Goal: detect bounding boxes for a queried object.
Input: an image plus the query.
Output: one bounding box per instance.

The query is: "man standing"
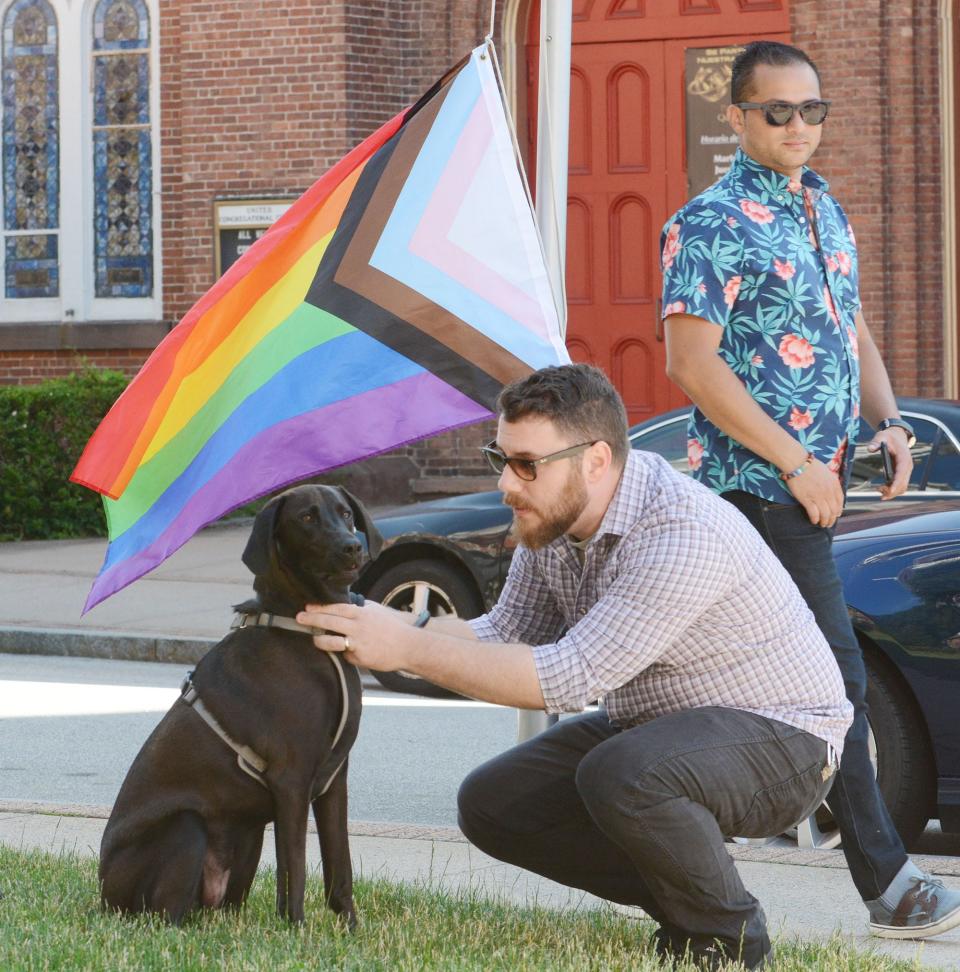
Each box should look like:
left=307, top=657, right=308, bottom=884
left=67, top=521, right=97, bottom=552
left=300, top=363, right=853, bottom=969
left=660, top=40, right=960, bottom=938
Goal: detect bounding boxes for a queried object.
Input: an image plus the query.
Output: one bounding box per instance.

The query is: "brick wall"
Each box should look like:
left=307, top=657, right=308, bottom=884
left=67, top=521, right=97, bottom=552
left=161, top=0, right=352, bottom=327
left=0, top=349, right=149, bottom=383
left=152, top=0, right=952, bottom=406
left=158, top=0, right=496, bottom=337
left=791, top=0, right=943, bottom=395
left=155, top=0, right=499, bottom=493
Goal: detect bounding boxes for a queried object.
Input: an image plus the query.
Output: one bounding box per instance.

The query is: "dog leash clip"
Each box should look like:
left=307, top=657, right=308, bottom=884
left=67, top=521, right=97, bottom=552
left=180, top=670, right=198, bottom=703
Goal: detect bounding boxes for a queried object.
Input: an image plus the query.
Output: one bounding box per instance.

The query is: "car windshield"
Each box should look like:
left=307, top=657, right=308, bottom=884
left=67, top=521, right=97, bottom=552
left=629, top=417, right=688, bottom=475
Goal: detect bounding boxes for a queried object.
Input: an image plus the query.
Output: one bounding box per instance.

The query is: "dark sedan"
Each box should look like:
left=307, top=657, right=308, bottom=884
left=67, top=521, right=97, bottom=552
left=354, top=399, right=960, bottom=846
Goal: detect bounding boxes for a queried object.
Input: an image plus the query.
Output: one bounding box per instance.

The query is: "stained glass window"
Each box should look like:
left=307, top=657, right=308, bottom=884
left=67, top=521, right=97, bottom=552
left=92, top=0, right=152, bottom=298
left=2, top=0, right=59, bottom=299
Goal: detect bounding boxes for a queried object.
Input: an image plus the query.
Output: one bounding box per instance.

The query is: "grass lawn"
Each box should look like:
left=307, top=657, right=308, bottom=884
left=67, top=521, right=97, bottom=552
left=0, top=846, right=919, bottom=971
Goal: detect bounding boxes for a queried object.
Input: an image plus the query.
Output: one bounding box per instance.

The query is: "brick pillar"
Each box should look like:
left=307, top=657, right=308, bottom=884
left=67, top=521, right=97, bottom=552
left=791, top=0, right=943, bottom=396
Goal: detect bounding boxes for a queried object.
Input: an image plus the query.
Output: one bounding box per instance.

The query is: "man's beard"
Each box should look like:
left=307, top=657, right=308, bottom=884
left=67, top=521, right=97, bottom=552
left=505, top=467, right=589, bottom=550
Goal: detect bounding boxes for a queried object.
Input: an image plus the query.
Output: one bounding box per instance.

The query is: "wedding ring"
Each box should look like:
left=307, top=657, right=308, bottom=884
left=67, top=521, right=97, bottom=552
left=343, top=635, right=350, bottom=651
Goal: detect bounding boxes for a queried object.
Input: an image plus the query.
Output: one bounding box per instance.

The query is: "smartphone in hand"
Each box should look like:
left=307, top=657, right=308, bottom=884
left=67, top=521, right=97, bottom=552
left=880, top=441, right=894, bottom=485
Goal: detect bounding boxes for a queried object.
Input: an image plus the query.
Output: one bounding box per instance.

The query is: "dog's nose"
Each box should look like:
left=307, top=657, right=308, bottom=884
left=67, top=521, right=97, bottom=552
left=343, top=539, right=363, bottom=558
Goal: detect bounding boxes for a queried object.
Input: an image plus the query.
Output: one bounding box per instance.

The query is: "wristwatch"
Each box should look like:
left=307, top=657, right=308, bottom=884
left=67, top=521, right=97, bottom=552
left=877, top=417, right=916, bottom=448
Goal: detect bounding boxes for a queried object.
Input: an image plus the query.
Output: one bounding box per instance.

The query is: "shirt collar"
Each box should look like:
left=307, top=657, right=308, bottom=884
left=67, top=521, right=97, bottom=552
left=554, top=451, right=646, bottom=555
left=596, top=451, right=648, bottom=539
left=727, top=147, right=828, bottom=200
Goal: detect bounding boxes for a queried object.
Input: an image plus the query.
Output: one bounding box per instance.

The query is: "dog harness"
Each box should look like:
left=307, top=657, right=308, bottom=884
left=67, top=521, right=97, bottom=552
left=180, top=601, right=360, bottom=794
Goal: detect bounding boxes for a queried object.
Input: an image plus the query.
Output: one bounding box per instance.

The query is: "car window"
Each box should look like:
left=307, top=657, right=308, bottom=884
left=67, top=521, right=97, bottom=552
left=847, top=417, right=938, bottom=492
left=924, top=430, right=960, bottom=492
left=630, top=417, right=689, bottom=475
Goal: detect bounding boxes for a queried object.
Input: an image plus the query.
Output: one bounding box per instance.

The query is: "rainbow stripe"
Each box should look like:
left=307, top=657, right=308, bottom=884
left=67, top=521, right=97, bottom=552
left=72, top=46, right=567, bottom=611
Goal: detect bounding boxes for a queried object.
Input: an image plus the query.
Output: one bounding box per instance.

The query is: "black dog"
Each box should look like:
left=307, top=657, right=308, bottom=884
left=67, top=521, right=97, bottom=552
left=99, top=484, right=382, bottom=926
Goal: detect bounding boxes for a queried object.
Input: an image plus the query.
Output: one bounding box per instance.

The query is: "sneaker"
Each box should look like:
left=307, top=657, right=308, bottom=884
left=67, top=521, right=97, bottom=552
left=652, top=926, right=771, bottom=969
left=869, top=873, right=960, bottom=939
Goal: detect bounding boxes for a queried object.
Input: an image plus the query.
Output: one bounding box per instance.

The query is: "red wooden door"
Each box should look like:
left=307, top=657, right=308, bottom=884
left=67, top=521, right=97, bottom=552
left=525, top=1, right=791, bottom=422
left=564, top=41, right=670, bottom=424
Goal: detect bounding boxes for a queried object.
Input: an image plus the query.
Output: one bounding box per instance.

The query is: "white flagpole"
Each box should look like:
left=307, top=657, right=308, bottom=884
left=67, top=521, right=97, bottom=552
left=518, top=0, right=572, bottom=744
left=533, top=0, right=571, bottom=338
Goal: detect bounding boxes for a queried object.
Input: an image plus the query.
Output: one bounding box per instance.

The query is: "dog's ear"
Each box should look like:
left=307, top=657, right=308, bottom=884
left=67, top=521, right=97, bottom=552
left=242, top=492, right=287, bottom=576
left=338, top=486, right=383, bottom=561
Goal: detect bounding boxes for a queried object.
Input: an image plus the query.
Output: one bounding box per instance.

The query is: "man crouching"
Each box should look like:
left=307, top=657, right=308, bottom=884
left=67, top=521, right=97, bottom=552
left=300, top=363, right=853, bottom=969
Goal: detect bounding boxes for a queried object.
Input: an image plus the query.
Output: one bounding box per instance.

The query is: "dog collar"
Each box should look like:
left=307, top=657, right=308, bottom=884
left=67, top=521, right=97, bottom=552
left=231, top=611, right=315, bottom=634
left=230, top=593, right=365, bottom=635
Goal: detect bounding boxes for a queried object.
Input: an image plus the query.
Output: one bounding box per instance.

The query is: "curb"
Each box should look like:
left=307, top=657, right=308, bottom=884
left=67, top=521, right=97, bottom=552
left=0, top=626, right=215, bottom=664
left=0, top=802, right=875, bottom=862
left=0, top=800, right=466, bottom=843
left=0, top=632, right=389, bottom=692
left=5, top=800, right=960, bottom=876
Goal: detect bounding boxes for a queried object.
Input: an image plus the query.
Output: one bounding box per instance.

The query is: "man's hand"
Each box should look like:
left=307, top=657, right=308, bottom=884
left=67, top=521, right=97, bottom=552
left=297, top=600, right=545, bottom=709
left=866, top=428, right=913, bottom=500
left=786, top=457, right=845, bottom=528
left=297, top=600, right=412, bottom=672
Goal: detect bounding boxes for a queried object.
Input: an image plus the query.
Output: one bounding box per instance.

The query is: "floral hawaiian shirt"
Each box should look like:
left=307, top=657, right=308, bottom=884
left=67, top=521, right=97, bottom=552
left=659, top=148, right=861, bottom=503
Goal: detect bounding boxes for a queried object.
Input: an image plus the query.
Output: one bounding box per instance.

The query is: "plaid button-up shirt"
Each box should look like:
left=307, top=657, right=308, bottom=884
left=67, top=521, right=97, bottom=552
left=470, top=450, right=853, bottom=754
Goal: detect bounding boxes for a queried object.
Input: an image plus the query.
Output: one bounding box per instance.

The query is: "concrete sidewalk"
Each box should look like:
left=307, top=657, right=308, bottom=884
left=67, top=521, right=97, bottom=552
left=3, top=528, right=960, bottom=966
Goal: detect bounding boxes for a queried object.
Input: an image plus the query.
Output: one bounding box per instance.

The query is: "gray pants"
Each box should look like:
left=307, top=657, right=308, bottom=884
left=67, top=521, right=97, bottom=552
left=458, top=706, right=834, bottom=968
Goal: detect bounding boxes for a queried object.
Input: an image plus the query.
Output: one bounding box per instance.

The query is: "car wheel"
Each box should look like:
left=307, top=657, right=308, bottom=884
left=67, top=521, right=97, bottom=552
left=364, top=559, right=484, bottom=698
left=788, top=651, right=935, bottom=850
left=863, top=653, right=935, bottom=847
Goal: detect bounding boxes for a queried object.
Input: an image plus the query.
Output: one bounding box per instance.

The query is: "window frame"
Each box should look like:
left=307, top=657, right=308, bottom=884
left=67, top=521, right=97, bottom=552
left=0, top=0, right=162, bottom=325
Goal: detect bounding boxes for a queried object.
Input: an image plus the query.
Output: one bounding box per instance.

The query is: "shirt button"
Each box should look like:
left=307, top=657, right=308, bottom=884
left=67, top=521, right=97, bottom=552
left=799, top=216, right=806, bottom=223
left=777, top=195, right=784, bottom=202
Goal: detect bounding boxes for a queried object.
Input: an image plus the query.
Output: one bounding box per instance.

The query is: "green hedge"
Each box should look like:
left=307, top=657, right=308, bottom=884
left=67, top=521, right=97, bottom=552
left=0, top=370, right=129, bottom=541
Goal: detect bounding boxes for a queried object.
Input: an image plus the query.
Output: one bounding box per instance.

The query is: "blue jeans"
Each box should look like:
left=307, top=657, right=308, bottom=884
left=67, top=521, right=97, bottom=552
left=721, top=490, right=907, bottom=900
left=458, top=706, right=833, bottom=968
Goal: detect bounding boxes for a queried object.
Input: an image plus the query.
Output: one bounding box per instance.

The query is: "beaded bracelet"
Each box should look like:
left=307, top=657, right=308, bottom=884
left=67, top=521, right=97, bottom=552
left=779, top=452, right=814, bottom=482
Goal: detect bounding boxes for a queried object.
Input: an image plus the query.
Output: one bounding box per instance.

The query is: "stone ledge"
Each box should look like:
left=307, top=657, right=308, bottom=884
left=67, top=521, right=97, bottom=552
left=0, top=626, right=215, bottom=664
left=726, top=840, right=960, bottom=877
left=0, top=320, right=170, bottom=351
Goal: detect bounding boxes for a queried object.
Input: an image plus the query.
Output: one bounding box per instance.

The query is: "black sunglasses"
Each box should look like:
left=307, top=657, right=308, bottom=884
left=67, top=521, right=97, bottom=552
left=734, top=99, right=830, bottom=127
left=480, top=439, right=596, bottom=482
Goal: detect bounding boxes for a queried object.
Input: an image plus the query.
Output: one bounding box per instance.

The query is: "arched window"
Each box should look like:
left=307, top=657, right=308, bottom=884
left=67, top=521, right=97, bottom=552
left=91, top=0, right=153, bottom=298
left=2, top=0, right=59, bottom=299
left=0, top=0, right=160, bottom=325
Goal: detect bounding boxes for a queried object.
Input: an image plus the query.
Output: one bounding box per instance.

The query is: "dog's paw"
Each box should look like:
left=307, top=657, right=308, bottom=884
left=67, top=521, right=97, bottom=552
left=334, top=905, right=358, bottom=932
